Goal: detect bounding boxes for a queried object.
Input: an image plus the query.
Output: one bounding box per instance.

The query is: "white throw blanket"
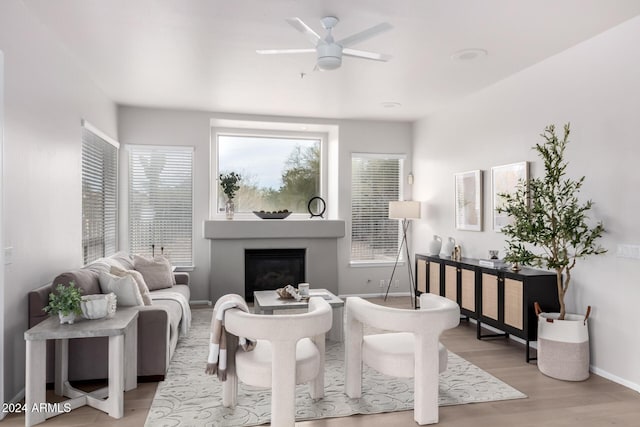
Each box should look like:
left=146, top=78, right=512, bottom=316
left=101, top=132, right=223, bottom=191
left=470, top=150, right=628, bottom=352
left=205, top=294, right=255, bottom=381
left=150, top=291, right=192, bottom=337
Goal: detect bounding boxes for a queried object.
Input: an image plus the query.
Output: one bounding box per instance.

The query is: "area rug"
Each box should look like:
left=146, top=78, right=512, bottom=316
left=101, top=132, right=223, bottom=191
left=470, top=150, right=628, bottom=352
left=145, top=309, right=526, bottom=426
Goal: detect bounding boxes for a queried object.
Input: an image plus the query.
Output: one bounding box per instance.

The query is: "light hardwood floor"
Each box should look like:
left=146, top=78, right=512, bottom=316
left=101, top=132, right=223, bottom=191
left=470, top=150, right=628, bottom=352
left=5, top=297, right=640, bottom=426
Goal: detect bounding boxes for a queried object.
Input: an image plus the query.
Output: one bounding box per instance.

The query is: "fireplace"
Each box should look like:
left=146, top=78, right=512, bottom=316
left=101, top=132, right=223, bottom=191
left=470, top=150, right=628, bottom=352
left=244, top=249, right=306, bottom=301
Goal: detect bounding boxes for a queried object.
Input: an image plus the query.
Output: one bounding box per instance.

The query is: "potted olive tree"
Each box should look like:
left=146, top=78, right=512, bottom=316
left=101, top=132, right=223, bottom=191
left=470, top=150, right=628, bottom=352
left=498, top=123, right=605, bottom=381
left=219, top=172, right=242, bottom=220
left=43, top=282, right=83, bottom=324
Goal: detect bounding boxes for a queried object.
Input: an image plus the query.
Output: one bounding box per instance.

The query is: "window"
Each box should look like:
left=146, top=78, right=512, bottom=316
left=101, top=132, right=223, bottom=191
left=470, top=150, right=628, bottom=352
left=217, top=134, right=321, bottom=213
left=81, top=122, right=118, bottom=265
left=351, top=154, right=404, bottom=262
left=128, top=146, right=194, bottom=266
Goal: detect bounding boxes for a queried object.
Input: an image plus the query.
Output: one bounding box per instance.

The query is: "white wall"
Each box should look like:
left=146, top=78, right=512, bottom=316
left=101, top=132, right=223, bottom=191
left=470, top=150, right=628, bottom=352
left=0, top=50, right=5, bottom=416
left=0, top=1, right=118, bottom=400
left=118, top=107, right=413, bottom=301
left=412, top=16, right=640, bottom=390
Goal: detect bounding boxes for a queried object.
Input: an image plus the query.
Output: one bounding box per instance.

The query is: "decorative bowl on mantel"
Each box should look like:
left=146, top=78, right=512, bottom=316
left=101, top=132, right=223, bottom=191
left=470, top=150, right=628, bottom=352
left=253, top=210, right=292, bottom=220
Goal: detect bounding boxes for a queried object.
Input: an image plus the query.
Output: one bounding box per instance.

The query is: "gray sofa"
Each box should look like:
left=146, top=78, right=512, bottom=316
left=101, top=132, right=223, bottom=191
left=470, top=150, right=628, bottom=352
left=28, top=252, right=190, bottom=382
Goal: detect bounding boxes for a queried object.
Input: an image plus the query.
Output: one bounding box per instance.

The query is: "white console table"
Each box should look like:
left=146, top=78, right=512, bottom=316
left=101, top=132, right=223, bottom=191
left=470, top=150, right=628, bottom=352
left=24, top=308, right=138, bottom=426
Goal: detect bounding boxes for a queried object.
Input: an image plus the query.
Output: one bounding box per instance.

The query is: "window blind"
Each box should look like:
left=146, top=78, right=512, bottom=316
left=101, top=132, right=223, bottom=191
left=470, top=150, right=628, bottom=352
left=82, top=125, right=118, bottom=265
left=128, top=145, right=194, bottom=266
left=351, top=154, right=403, bottom=262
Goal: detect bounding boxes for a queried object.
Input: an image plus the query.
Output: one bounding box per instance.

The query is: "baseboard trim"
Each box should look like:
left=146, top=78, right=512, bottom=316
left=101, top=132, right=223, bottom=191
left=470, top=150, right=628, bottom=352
left=189, top=299, right=212, bottom=306
left=590, top=366, right=640, bottom=393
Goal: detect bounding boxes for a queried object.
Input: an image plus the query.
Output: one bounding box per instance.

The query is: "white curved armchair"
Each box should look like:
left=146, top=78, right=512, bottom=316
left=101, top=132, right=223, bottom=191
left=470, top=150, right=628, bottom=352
left=222, top=296, right=332, bottom=427
left=345, top=294, right=460, bottom=425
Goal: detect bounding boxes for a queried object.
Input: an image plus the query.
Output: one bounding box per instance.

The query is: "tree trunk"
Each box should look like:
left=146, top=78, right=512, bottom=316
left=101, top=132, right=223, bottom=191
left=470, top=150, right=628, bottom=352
left=556, top=269, right=566, bottom=320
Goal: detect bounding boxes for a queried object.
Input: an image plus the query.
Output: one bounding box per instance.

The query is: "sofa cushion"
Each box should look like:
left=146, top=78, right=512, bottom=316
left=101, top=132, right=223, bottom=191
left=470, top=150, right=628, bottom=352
left=133, top=255, right=175, bottom=290
left=52, top=269, right=101, bottom=296
left=110, top=265, right=152, bottom=305
left=98, top=272, right=144, bottom=307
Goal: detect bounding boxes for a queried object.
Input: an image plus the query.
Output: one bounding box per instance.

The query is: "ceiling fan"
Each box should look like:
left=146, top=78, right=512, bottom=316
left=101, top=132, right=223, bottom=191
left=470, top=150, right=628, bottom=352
left=257, top=16, right=392, bottom=71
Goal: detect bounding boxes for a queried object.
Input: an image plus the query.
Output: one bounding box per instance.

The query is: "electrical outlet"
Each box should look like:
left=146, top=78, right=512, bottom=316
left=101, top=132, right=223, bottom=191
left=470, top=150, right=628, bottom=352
left=379, top=279, right=385, bottom=288
left=394, top=279, right=400, bottom=288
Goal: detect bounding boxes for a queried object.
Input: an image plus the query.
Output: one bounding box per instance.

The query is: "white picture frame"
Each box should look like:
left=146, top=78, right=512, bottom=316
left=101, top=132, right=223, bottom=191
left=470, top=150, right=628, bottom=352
left=491, top=161, right=529, bottom=231
left=454, top=170, right=483, bottom=231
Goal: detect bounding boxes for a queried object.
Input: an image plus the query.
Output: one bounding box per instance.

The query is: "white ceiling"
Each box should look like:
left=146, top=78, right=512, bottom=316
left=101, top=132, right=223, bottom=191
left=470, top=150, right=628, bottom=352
left=23, top=0, right=640, bottom=121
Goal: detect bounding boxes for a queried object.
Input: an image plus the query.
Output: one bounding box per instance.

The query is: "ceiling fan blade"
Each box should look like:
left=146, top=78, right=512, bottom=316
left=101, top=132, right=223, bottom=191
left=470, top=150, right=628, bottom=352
left=337, top=22, right=392, bottom=48
left=286, top=17, right=322, bottom=46
left=343, top=48, right=391, bottom=62
left=256, top=48, right=316, bottom=55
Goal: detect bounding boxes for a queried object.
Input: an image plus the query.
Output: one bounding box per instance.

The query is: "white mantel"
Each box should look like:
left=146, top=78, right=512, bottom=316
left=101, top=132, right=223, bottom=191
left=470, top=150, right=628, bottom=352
left=205, top=219, right=345, bottom=302
left=204, top=219, right=345, bottom=239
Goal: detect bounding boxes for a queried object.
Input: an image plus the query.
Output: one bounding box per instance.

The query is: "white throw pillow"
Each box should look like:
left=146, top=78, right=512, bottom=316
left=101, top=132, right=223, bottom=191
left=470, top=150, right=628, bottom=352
left=98, top=272, right=144, bottom=307
left=110, top=265, right=152, bottom=305
left=133, top=255, right=175, bottom=291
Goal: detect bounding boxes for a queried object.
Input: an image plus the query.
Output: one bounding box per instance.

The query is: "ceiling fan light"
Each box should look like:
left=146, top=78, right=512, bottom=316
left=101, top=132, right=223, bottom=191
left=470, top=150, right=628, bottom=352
left=317, top=56, right=342, bottom=70
left=317, top=43, right=343, bottom=70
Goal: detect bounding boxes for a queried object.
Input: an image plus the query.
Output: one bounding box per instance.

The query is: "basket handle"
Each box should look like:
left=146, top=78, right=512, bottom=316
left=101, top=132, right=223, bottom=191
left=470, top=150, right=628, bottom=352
left=534, top=301, right=542, bottom=317
left=584, top=306, right=592, bottom=325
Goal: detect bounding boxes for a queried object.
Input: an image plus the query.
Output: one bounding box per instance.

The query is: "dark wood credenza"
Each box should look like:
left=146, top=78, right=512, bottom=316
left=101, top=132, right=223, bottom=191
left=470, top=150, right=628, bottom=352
left=415, top=254, right=560, bottom=362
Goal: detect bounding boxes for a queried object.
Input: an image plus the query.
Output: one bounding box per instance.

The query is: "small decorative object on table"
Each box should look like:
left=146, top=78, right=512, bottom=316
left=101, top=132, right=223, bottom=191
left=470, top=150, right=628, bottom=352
left=43, top=282, right=83, bottom=324
left=441, top=237, right=456, bottom=257
left=81, top=293, right=117, bottom=320
left=219, top=172, right=242, bottom=220
left=428, top=235, right=442, bottom=255
left=452, top=245, right=462, bottom=261
left=489, top=250, right=499, bottom=259
left=298, top=283, right=310, bottom=297
left=253, top=210, right=291, bottom=219
left=307, top=196, right=326, bottom=218
left=276, top=284, right=302, bottom=301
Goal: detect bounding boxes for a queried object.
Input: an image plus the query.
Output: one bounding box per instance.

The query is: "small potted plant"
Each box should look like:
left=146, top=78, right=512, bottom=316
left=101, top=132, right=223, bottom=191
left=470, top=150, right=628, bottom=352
left=43, top=282, right=83, bottom=324
left=498, top=123, right=605, bottom=381
left=219, top=172, right=242, bottom=219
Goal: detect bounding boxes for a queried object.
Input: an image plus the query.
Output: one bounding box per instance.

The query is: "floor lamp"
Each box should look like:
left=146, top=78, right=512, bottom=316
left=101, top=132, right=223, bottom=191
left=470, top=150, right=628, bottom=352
left=384, top=201, right=421, bottom=308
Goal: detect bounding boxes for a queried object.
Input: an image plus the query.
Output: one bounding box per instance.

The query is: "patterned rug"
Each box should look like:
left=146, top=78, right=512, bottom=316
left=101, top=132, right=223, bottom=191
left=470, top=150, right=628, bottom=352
left=145, top=309, right=526, bottom=426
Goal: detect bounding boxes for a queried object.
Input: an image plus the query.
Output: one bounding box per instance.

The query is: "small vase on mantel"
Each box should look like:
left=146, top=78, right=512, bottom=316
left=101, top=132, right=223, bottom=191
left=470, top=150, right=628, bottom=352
left=225, top=199, right=235, bottom=220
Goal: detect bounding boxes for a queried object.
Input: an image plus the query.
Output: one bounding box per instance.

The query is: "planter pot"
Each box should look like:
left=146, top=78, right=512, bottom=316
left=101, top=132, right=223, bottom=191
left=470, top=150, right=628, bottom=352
left=58, top=312, right=77, bottom=325
left=537, top=311, right=590, bottom=381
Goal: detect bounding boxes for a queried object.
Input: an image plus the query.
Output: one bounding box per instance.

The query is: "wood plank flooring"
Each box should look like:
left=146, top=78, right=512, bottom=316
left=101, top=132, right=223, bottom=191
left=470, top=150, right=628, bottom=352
left=5, top=297, right=640, bottom=426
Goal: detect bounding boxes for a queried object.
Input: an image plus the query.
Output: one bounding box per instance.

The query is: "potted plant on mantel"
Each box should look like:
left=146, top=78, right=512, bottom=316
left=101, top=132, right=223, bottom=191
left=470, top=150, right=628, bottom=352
left=498, top=123, right=606, bottom=381
left=43, top=282, right=83, bottom=324
left=219, top=172, right=242, bottom=220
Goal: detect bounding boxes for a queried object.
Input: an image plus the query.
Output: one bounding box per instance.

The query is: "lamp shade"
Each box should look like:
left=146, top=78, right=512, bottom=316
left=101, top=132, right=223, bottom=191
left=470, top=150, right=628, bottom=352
left=389, top=201, right=421, bottom=219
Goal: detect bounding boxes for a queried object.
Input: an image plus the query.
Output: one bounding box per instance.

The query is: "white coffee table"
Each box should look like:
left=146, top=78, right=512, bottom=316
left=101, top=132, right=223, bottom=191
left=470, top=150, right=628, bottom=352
left=253, top=289, right=344, bottom=341
left=24, top=308, right=138, bottom=426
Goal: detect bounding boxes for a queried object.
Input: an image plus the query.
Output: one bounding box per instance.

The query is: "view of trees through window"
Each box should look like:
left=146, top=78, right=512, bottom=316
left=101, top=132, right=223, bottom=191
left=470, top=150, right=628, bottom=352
left=218, top=135, right=321, bottom=213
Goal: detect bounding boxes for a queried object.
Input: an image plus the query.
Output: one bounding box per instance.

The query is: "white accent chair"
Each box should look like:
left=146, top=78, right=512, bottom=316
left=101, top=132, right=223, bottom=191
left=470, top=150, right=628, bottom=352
left=345, top=294, right=460, bottom=425
left=222, top=296, right=332, bottom=427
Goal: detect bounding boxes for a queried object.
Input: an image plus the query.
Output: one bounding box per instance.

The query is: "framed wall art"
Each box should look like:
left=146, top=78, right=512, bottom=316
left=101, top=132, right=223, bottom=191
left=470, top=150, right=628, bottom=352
left=454, top=170, right=483, bottom=231
left=491, top=161, right=529, bottom=231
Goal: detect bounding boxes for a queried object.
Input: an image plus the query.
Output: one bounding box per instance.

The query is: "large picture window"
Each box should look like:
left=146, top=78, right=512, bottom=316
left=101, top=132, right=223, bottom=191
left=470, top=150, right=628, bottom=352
left=128, top=145, right=194, bottom=266
left=217, top=134, right=321, bottom=214
left=81, top=122, right=118, bottom=265
left=351, top=154, right=404, bottom=263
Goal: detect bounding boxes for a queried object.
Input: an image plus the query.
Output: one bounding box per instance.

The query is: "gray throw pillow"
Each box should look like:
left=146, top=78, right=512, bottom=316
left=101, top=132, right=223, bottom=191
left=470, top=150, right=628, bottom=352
left=133, top=255, right=174, bottom=291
